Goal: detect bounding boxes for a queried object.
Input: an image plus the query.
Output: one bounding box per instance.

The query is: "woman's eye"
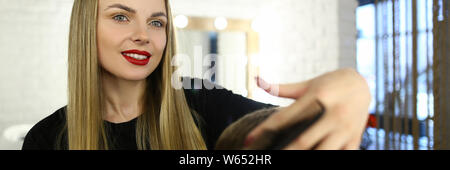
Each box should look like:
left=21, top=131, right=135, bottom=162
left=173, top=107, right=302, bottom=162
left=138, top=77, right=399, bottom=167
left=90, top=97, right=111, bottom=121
left=150, top=20, right=164, bottom=28
left=113, top=15, right=129, bottom=22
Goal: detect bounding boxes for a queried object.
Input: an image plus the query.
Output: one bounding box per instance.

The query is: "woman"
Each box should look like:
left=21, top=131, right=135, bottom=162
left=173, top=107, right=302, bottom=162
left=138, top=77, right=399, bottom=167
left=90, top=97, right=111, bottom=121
left=22, top=0, right=371, bottom=150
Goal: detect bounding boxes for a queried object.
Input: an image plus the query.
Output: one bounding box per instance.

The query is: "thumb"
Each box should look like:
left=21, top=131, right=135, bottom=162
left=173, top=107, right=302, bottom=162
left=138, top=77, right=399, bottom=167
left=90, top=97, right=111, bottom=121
left=256, top=76, right=310, bottom=99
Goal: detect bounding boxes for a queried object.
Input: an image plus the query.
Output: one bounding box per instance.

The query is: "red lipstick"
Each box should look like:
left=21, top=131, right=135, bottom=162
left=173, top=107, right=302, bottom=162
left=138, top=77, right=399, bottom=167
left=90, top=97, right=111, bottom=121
left=121, top=49, right=152, bottom=66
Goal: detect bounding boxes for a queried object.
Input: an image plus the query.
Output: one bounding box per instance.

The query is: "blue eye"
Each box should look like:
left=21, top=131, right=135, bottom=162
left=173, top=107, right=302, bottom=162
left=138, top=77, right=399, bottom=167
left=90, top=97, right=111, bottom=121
left=150, top=20, right=164, bottom=28
left=113, top=15, right=129, bottom=22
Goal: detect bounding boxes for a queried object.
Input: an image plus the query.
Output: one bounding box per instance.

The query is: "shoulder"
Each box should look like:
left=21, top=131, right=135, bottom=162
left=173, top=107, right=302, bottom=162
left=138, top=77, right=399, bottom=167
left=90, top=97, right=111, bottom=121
left=22, top=106, right=67, bottom=150
left=180, top=77, right=234, bottom=109
left=181, top=77, right=225, bottom=102
left=181, top=77, right=237, bottom=102
left=181, top=77, right=224, bottom=91
left=181, top=76, right=275, bottom=114
left=32, top=106, right=67, bottom=130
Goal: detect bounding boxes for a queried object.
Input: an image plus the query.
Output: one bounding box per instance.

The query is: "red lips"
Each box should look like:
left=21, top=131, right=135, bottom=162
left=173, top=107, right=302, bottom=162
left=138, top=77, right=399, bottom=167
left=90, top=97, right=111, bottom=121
left=121, top=49, right=152, bottom=66
left=122, top=49, right=152, bottom=57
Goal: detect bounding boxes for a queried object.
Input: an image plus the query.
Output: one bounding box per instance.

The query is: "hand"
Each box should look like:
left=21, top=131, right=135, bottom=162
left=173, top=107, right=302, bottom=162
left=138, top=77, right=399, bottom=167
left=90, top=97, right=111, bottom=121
left=245, top=68, right=372, bottom=150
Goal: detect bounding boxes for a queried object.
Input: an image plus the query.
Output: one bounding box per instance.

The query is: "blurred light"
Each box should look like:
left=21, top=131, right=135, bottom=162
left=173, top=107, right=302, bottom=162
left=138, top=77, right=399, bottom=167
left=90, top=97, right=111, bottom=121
left=242, top=55, right=248, bottom=66
left=251, top=19, right=262, bottom=32
left=214, top=17, right=228, bottom=30
left=251, top=54, right=261, bottom=68
left=3, top=124, right=33, bottom=142
left=242, top=89, right=248, bottom=97
left=174, top=15, right=189, bottom=29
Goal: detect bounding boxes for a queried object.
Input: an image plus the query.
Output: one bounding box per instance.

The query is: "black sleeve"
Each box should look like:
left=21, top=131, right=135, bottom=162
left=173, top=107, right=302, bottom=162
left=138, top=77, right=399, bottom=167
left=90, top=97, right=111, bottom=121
left=22, top=127, right=52, bottom=150
left=22, top=131, right=39, bottom=150
left=182, top=77, right=277, bottom=149
left=22, top=107, right=67, bottom=150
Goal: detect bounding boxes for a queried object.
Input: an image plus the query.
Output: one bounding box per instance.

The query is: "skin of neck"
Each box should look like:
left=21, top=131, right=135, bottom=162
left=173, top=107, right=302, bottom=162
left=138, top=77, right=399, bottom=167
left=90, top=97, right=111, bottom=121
left=101, top=70, right=146, bottom=123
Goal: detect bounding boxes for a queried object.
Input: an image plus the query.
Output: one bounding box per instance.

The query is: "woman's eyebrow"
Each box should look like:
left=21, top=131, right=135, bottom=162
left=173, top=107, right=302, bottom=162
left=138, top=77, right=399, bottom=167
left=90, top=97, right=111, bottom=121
left=105, top=4, right=136, bottom=13
left=151, top=12, right=167, bottom=19
left=105, top=4, right=167, bottom=19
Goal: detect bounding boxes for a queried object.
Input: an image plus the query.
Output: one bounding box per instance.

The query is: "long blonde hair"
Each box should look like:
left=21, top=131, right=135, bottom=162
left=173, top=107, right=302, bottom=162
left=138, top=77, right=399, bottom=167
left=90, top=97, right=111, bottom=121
left=65, top=0, right=206, bottom=150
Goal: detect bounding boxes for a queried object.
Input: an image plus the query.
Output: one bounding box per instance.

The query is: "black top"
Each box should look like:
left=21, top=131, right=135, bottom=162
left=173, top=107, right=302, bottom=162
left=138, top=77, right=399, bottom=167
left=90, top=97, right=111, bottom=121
left=22, top=78, right=275, bottom=150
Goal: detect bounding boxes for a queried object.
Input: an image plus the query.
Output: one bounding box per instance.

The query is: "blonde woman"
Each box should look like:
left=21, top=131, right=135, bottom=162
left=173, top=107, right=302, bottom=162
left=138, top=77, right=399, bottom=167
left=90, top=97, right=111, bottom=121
left=22, top=0, right=371, bottom=150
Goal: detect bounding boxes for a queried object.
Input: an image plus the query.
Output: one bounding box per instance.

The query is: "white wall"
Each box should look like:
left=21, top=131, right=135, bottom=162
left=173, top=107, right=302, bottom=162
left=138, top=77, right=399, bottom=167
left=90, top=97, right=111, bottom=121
left=0, top=0, right=73, bottom=149
left=176, top=30, right=211, bottom=78
left=0, top=0, right=357, bottom=149
left=216, top=32, right=248, bottom=97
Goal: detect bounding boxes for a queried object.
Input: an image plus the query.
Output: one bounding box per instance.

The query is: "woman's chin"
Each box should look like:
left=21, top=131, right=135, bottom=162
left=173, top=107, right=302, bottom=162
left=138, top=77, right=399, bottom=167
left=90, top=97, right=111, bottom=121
left=105, top=69, right=152, bottom=81
left=121, top=72, right=152, bottom=81
left=100, top=61, right=159, bottom=81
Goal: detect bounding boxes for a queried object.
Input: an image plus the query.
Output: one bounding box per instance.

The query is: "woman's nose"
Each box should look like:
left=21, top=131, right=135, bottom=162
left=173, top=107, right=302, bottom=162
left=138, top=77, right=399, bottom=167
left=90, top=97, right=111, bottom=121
left=132, top=23, right=150, bottom=45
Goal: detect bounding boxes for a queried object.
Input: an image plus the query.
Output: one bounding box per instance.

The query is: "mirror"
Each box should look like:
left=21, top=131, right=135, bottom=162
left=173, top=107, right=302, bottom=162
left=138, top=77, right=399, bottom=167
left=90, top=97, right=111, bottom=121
left=174, top=16, right=259, bottom=98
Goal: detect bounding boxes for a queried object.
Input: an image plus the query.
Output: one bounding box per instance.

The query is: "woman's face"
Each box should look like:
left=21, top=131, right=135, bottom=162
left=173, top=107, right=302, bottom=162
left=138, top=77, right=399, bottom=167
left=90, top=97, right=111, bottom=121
left=97, top=0, right=167, bottom=81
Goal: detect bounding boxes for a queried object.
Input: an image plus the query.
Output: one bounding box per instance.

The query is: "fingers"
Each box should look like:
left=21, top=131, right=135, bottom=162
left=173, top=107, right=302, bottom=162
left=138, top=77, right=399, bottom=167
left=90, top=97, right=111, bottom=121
left=255, top=76, right=271, bottom=92
left=284, top=117, right=362, bottom=150
left=343, top=135, right=363, bottom=150
left=314, top=132, right=349, bottom=150
left=283, top=113, right=335, bottom=150
left=255, top=76, right=310, bottom=99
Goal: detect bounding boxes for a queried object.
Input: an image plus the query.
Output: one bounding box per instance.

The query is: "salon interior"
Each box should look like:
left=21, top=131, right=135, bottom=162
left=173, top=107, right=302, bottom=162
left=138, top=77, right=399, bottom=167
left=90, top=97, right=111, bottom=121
left=0, top=0, right=448, bottom=150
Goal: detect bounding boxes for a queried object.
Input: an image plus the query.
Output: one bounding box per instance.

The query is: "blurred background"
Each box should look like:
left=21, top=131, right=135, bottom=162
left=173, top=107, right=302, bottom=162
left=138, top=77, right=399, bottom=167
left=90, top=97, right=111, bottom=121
left=0, top=0, right=448, bottom=150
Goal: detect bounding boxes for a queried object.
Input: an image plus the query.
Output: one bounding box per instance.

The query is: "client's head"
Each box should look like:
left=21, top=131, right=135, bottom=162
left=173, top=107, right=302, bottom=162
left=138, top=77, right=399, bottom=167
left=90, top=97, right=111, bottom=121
left=215, top=107, right=281, bottom=150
